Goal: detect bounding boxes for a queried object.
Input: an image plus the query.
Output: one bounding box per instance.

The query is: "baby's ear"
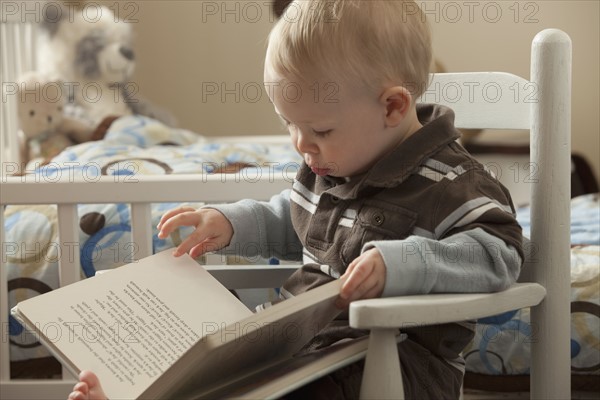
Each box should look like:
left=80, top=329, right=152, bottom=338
left=380, top=86, right=413, bottom=127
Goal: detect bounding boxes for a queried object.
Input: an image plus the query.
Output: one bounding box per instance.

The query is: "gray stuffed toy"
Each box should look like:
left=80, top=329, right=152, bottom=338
left=39, top=3, right=175, bottom=127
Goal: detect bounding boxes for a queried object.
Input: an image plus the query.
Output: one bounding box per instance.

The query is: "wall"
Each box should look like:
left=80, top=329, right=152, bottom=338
left=122, top=1, right=277, bottom=137
left=125, top=1, right=599, bottom=177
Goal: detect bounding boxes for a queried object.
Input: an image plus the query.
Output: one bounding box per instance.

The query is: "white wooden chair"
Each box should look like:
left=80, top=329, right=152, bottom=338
left=351, top=28, right=572, bottom=400
left=0, top=27, right=571, bottom=399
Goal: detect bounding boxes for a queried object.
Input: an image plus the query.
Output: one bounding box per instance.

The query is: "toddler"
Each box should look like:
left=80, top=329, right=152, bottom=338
left=69, top=1, right=523, bottom=399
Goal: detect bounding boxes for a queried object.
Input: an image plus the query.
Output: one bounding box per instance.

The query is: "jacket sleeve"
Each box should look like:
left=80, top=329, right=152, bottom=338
left=365, top=228, right=522, bottom=296
left=204, top=189, right=303, bottom=261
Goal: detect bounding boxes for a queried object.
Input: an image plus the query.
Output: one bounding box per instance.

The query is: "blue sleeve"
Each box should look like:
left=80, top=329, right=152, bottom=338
left=204, top=189, right=303, bottom=261
left=364, top=228, right=521, bottom=296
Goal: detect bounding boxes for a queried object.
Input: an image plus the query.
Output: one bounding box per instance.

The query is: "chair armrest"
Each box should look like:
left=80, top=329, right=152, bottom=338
left=349, top=282, right=546, bottom=330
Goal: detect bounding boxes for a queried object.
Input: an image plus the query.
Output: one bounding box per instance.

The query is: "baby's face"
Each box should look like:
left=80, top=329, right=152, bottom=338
left=265, top=72, right=398, bottom=178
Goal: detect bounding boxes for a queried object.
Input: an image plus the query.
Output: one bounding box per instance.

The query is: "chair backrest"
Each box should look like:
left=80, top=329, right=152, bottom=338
left=419, top=29, right=572, bottom=399
left=0, top=12, right=39, bottom=167
left=419, top=71, right=531, bottom=130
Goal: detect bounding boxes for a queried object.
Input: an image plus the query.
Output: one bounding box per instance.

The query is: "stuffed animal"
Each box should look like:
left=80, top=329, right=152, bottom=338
left=17, top=71, right=94, bottom=170
left=38, top=2, right=175, bottom=126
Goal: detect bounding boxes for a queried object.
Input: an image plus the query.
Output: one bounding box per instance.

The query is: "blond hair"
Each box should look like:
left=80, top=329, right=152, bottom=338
left=266, top=0, right=432, bottom=98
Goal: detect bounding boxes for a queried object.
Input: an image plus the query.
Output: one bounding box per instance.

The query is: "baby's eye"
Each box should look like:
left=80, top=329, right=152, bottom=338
left=278, top=117, right=291, bottom=129
left=313, top=129, right=332, bottom=136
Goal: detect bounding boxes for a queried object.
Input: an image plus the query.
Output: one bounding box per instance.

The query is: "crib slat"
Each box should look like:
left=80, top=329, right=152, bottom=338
left=131, top=203, right=153, bottom=260
left=56, top=204, right=81, bottom=381
left=56, top=205, right=81, bottom=286
left=1, top=22, right=21, bottom=167
left=0, top=19, right=40, bottom=386
left=24, top=23, right=37, bottom=72
left=0, top=22, right=9, bottom=164
left=0, top=208, right=10, bottom=381
left=13, top=24, right=23, bottom=88
left=0, top=20, right=38, bottom=170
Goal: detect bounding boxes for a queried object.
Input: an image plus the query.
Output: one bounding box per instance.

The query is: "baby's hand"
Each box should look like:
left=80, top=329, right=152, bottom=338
left=157, top=207, right=234, bottom=258
left=68, top=371, right=106, bottom=400
left=336, top=248, right=386, bottom=309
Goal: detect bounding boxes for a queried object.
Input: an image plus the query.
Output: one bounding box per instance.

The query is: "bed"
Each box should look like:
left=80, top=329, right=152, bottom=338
left=5, top=183, right=599, bottom=391
left=0, top=13, right=593, bottom=400
left=464, top=194, right=600, bottom=393
left=1, top=128, right=301, bottom=398
left=459, top=129, right=600, bottom=393
left=3, top=114, right=302, bottom=378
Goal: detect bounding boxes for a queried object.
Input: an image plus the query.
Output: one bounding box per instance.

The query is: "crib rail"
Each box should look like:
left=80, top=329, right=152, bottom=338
left=1, top=381, right=74, bottom=400
left=1, top=173, right=294, bottom=204
left=1, top=173, right=294, bottom=260
left=0, top=173, right=295, bottom=394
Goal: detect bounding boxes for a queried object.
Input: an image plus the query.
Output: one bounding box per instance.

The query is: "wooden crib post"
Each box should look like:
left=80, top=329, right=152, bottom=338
left=0, top=205, right=9, bottom=382
left=57, top=205, right=81, bottom=286
left=131, top=203, right=153, bottom=260
left=0, top=23, right=40, bottom=382
left=529, top=29, right=572, bottom=400
left=56, top=204, right=82, bottom=380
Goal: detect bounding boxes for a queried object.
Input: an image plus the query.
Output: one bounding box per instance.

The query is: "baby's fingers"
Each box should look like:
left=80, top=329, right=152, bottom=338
left=157, top=207, right=196, bottom=231
left=188, top=240, right=225, bottom=259
left=158, top=211, right=201, bottom=239
left=68, top=382, right=89, bottom=400
left=174, top=231, right=220, bottom=257
left=339, top=261, right=373, bottom=303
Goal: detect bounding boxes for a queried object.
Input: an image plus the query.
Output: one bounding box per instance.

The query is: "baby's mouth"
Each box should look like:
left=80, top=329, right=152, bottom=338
left=310, top=166, right=330, bottom=176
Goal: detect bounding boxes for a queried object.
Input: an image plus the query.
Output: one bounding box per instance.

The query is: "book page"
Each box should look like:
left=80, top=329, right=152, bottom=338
left=144, top=279, right=343, bottom=398
left=13, top=250, right=251, bottom=399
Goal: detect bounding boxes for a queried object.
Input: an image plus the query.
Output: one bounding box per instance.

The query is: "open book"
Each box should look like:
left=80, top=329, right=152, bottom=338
left=11, top=250, right=368, bottom=399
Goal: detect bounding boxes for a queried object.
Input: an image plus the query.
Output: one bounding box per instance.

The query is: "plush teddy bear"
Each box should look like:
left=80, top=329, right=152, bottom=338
left=38, top=2, right=175, bottom=127
left=16, top=71, right=94, bottom=170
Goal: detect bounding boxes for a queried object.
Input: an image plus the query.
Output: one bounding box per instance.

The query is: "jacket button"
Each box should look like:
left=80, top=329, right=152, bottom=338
left=373, top=212, right=384, bottom=225
left=331, top=196, right=340, bottom=203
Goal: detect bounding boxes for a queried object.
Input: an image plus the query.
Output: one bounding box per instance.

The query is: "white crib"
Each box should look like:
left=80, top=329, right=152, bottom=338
left=1, top=15, right=572, bottom=400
